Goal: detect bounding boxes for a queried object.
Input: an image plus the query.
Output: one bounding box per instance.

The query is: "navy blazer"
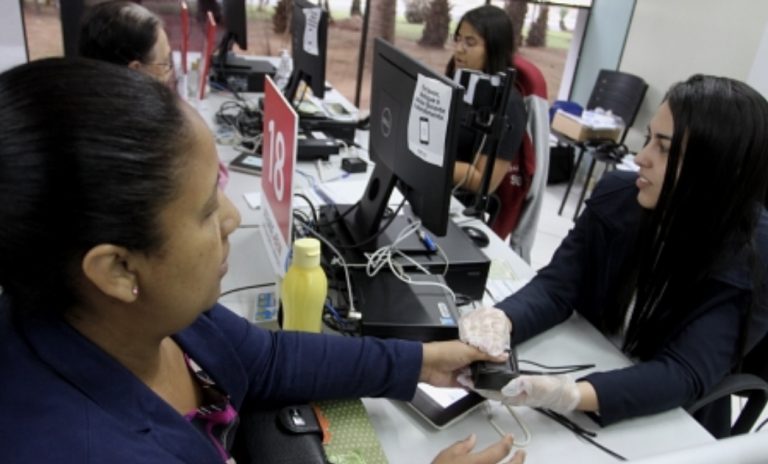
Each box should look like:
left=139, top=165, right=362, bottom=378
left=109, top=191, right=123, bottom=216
left=498, top=171, right=768, bottom=427
left=0, top=301, right=422, bottom=463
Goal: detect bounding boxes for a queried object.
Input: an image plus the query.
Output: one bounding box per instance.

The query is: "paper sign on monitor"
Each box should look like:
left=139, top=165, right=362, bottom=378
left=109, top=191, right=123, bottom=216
left=303, top=8, right=321, bottom=56
left=260, top=76, right=297, bottom=277
left=407, top=74, right=452, bottom=167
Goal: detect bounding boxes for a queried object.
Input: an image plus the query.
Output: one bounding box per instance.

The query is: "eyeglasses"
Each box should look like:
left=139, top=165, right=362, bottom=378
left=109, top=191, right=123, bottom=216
left=145, top=53, right=174, bottom=72
left=145, top=61, right=174, bottom=72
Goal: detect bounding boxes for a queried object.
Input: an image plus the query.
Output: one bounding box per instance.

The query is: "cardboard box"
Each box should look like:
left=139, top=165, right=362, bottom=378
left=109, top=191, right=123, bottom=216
left=551, top=111, right=622, bottom=142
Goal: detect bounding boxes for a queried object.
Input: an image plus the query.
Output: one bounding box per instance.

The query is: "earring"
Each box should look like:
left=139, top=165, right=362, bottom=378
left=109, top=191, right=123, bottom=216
left=131, top=286, right=139, bottom=296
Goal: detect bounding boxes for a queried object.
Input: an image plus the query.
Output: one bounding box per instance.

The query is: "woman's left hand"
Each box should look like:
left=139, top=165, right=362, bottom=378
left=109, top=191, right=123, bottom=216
left=420, top=340, right=508, bottom=388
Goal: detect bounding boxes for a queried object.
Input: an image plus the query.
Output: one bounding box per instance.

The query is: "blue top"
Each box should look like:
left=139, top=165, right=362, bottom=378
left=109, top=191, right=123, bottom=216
left=0, top=301, right=422, bottom=463
left=497, top=171, right=768, bottom=426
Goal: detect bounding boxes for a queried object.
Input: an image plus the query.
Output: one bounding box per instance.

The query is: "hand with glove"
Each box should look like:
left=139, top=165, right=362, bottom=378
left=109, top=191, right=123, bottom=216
left=498, top=374, right=586, bottom=414
left=458, top=306, right=512, bottom=357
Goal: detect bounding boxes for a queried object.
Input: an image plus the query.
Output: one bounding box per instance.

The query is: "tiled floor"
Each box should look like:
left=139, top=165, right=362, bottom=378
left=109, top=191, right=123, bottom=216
left=530, top=180, right=768, bottom=434
left=530, top=181, right=579, bottom=270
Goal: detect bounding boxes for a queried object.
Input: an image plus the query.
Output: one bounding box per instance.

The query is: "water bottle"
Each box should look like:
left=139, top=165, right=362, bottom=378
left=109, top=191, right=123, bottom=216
left=281, top=238, right=327, bottom=333
left=275, top=49, right=293, bottom=91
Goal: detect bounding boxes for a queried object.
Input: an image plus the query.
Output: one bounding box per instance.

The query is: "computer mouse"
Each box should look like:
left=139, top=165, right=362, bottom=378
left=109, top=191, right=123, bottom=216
left=461, top=225, right=490, bottom=248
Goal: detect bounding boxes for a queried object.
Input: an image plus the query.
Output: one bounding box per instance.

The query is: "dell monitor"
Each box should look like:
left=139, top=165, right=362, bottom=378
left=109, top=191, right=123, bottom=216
left=208, top=0, right=276, bottom=92
left=345, top=38, right=464, bottom=243
left=284, top=0, right=329, bottom=103
left=213, top=0, right=247, bottom=55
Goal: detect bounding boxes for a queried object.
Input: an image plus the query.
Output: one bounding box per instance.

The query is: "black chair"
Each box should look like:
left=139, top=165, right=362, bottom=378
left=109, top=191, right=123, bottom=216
left=557, top=70, right=648, bottom=220
left=687, top=333, right=768, bottom=438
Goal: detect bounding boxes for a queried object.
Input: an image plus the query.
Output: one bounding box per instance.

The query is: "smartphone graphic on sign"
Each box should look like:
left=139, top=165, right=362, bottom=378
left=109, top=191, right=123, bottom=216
left=419, top=116, right=430, bottom=144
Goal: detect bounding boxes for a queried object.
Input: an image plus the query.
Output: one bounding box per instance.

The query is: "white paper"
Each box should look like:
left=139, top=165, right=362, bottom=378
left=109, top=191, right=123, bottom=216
left=243, top=191, right=261, bottom=209
left=407, top=74, right=453, bottom=168
left=302, top=8, right=322, bottom=56
left=317, top=179, right=404, bottom=206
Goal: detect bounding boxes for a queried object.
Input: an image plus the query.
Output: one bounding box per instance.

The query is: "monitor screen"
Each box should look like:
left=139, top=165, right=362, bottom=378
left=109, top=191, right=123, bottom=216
left=369, top=38, right=463, bottom=236
left=347, top=38, right=463, bottom=240
left=284, top=0, right=328, bottom=102
left=213, top=0, right=247, bottom=52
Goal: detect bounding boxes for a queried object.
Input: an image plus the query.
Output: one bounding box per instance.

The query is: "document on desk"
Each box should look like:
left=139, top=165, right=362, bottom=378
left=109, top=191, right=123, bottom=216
left=485, top=259, right=526, bottom=303
left=316, top=179, right=404, bottom=206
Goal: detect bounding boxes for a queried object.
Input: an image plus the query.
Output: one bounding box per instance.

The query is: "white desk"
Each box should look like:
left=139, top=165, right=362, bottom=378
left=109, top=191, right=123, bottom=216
left=199, top=90, right=714, bottom=462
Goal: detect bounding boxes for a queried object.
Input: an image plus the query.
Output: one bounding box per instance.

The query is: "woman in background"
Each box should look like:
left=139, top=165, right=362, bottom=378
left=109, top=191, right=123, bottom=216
left=461, top=75, right=768, bottom=437
left=447, top=5, right=526, bottom=197
left=79, top=0, right=174, bottom=85
left=79, top=1, right=232, bottom=191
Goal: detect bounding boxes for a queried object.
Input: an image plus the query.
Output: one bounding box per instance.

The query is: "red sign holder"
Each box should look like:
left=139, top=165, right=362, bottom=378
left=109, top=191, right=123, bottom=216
left=261, top=76, right=298, bottom=276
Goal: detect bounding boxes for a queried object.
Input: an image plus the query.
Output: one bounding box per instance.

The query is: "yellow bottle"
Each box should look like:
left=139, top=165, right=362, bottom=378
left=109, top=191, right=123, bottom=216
left=281, top=238, right=328, bottom=332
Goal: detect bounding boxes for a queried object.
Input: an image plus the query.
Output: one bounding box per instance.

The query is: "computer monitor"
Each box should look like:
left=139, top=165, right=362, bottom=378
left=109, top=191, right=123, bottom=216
left=345, top=38, right=464, bottom=241
left=214, top=0, right=247, bottom=54
left=284, top=0, right=328, bottom=102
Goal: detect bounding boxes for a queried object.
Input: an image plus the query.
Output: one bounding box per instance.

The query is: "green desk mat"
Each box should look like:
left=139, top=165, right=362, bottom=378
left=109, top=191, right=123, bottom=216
left=316, top=399, right=388, bottom=464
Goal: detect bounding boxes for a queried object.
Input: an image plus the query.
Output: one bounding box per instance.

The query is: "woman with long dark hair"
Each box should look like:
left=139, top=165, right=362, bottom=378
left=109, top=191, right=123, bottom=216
left=462, top=75, right=768, bottom=436
left=448, top=5, right=526, bottom=196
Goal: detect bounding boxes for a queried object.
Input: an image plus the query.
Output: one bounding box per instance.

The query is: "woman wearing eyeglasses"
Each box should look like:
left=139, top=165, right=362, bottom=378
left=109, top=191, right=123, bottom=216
left=79, top=1, right=174, bottom=85
left=79, top=1, right=233, bottom=188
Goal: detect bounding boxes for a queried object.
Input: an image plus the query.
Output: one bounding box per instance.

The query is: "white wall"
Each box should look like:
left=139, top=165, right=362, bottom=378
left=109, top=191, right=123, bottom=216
left=0, top=0, right=27, bottom=72
left=747, top=21, right=768, bottom=98
left=619, top=0, right=768, bottom=149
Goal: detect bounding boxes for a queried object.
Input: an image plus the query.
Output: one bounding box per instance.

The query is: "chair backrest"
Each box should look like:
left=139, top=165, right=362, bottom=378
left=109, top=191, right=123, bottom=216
left=586, top=69, right=647, bottom=143
left=491, top=55, right=549, bottom=262
left=512, top=54, right=547, bottom=100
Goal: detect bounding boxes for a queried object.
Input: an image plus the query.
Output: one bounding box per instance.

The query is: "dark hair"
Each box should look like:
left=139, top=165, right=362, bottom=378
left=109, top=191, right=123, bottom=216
left=612, top=75, right=768, bottom=360
left=445, top=5, right=515, bottom=77
left=78, top=1, right=161, bottom=65
left=0, top=58, right=190, bottom=317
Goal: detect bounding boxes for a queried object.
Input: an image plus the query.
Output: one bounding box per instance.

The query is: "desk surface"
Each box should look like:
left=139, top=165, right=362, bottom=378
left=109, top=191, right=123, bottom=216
left=199, top=90, right=714, bottom=462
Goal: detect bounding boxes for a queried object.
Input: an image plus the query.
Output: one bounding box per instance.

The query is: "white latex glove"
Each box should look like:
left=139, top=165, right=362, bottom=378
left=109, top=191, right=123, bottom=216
left=499, top=375, right=581, bottom=414
left=458, top=306, right=511, bottom=357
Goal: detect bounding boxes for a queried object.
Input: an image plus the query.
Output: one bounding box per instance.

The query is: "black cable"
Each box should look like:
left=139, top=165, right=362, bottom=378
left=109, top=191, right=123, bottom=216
left=454, top=293, right=474, bottom=307
left=535, top=408, right=627, bottom=461
left=219, top=283, right=274, bottom=298
left=215, top=100, right=262, bottom=140
left=756, top=416, right=768, bottom=432
left=293, top=192, right=319, bottom=225
left=316, top=202, right=360, bottom=227
left=518, top=359, right=596, bottom=376
left=335, top=197, right=407, bottom=250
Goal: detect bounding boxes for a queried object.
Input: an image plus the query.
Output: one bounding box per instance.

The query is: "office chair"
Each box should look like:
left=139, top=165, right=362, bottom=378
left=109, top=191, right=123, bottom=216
left=687, top=333, right=768, bottom=438
left=490, top=55, right=550, bottom=263
left=556, top=69, right=647, bottom=220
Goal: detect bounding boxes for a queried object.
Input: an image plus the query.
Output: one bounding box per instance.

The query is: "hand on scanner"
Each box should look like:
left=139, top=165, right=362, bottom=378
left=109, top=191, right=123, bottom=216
left=419, top=340, right=508, bottom=388
left=458, top=306, right=512, bottom=357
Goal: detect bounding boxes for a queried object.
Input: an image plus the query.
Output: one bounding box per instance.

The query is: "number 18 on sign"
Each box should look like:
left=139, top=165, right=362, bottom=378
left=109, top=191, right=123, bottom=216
left=260, top=76, right=297, bottom=276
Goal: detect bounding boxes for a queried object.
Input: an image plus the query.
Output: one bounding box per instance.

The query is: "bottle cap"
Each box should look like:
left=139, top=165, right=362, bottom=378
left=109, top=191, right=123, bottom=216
left=292, top=238, right=321, bottom=268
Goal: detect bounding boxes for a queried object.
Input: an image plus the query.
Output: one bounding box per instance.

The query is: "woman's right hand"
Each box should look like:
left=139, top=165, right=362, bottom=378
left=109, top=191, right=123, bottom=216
left=431, top=434, right=525, bottom=464
left=458, top=306, right=512, bottom=356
